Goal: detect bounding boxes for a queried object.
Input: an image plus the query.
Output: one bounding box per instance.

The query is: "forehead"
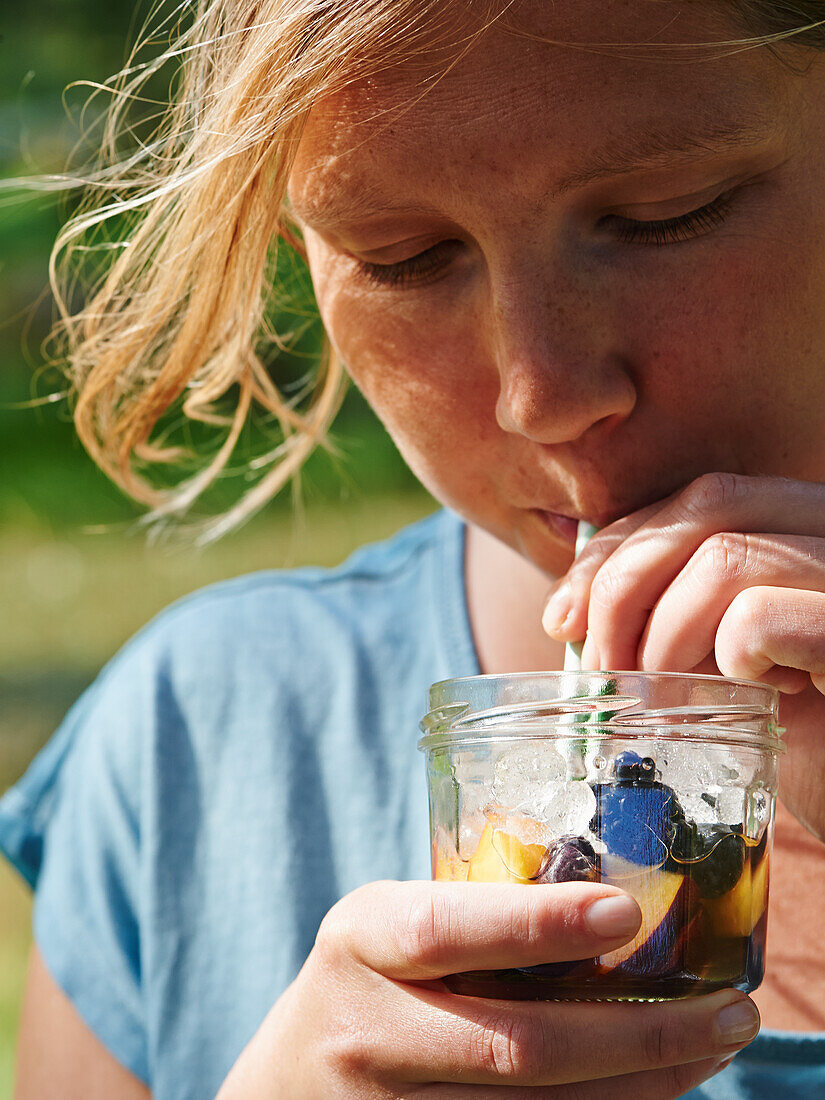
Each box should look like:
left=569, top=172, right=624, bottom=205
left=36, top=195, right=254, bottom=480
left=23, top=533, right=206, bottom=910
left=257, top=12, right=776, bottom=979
left=290, top=0, right=789, bottom=220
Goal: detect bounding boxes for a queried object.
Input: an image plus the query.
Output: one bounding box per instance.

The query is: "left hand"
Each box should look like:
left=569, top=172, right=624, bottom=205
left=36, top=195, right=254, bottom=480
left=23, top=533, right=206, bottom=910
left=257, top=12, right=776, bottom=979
left=542, top=472, right=825, bottom=841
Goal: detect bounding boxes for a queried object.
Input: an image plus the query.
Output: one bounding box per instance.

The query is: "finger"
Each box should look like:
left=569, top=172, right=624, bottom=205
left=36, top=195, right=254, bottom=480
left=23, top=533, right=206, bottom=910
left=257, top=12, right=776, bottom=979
left=637, top=534, right=825, bottom=672
left=542, top=499, right=669, bottom=643
left=321, top=880, right=641, bottom=980
left=379, top=985, right=758, bottom=1086
left=715, top=586, right=825, bottom=695
left=413, top=1054, right=728, bottom=1097
left=567, top=474, right=825, bottom=670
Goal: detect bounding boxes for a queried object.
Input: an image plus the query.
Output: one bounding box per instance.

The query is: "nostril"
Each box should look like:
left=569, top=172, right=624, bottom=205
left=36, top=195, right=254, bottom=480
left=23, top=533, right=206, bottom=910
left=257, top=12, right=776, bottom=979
left=495, top=361, right=636, bottom=445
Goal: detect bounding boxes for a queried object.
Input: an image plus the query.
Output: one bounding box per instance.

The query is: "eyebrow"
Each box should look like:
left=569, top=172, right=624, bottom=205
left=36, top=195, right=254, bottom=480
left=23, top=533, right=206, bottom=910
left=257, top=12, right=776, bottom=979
left=295, top=115, right=776, bottom=225
left=550, top=115, right=776, bottom=198
left=290, top=184, right=439, bottom=228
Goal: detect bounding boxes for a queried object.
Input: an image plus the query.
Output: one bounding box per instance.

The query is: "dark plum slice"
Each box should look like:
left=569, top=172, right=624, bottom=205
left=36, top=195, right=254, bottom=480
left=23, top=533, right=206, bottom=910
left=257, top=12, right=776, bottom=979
left=518, top=836, right=599, bottom=979
left=534, top=836, right=597, bottom=883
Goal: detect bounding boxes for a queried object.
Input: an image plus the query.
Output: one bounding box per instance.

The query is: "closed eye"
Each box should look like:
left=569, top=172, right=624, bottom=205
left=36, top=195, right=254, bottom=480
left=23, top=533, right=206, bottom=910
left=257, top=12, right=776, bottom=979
left=352, top=189, right=737, bottom=290
left=603, top=189, right=736, bottom=246
left=353, top=239, right=464, bottom=288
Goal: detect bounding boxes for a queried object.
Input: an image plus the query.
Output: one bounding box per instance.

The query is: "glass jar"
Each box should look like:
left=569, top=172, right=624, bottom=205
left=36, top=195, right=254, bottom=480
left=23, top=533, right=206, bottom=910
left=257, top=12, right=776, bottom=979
left=418, top=671, right=782, bottom=1002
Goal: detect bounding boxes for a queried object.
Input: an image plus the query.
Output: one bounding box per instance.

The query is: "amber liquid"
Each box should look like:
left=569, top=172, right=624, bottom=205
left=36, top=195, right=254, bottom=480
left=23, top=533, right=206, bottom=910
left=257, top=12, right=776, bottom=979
left=440, top=839, right=769, bottom=1002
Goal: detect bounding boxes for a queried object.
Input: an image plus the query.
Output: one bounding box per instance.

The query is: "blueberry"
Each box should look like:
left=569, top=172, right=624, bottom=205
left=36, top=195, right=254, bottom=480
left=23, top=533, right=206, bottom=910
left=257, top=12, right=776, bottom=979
left=666, top=817, right=703, bottom=865
left=689, top=829, right=746, bottom=899
left=536, top=835, right=597, bottom=883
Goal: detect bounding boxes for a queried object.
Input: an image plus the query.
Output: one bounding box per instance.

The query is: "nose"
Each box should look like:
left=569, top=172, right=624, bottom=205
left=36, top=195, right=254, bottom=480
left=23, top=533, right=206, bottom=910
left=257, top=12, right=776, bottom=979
left=491, top=274, right=637, bottom=445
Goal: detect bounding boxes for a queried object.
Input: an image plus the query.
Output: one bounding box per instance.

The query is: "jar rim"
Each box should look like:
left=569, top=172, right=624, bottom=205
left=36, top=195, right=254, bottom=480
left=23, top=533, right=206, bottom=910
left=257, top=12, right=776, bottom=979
left=418, top=670, right=783, bottom=753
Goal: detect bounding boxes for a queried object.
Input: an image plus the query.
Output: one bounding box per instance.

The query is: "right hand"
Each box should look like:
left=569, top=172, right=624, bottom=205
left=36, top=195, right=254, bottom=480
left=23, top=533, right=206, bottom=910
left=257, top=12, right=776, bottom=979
left=215, top=880, right=760, bottom=1098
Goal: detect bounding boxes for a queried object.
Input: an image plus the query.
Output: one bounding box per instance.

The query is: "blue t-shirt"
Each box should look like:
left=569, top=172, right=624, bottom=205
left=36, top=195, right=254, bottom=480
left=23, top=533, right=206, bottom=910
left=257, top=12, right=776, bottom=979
left=1, top=510, right=823, bottom=1098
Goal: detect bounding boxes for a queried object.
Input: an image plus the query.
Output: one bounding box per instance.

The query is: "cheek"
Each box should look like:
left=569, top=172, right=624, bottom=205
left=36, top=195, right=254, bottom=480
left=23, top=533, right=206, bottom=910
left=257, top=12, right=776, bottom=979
left=315, top=266, right=501, bottom=457
left=622, top=238, right=825, bottom=417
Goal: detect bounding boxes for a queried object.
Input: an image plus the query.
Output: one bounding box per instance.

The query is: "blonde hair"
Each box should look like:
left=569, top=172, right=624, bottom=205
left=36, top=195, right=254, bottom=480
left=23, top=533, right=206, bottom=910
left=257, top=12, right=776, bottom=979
left=45, top=0, right=825, bottom=540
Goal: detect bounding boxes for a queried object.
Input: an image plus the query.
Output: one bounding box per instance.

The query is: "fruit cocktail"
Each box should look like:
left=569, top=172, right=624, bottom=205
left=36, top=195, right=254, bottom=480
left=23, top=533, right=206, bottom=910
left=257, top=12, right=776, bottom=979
left=419, top=672, right=782, bottom=1002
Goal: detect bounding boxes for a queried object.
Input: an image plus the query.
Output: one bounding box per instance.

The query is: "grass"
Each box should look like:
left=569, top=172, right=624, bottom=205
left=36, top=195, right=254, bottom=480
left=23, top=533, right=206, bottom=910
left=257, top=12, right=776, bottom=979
left=0, top=490, right=437, bottom=1095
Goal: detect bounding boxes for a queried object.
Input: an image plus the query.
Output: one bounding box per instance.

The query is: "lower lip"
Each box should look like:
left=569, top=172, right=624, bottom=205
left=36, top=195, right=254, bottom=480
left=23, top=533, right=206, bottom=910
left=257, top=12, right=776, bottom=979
left=533, top=510, right=580, bottom=544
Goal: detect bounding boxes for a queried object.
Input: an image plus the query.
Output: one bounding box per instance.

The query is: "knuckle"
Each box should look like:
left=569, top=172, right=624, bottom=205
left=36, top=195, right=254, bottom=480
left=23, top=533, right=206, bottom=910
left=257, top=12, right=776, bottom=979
left=694, top=532, right=752, bottom=584
left=641, top=1014, right=689, bottom=1068
left=397, top=890, right=446, bottom=969
left=660, top=1059, right=710, bottom=1099
left=726, top=584, right=767, bottom=626
left=475, top=1013, right=543, bottom=1082
left=314, top=901, right=353, bottom=969
left=681, top=472, right=745, bottom=516
left=589, top=562, right=631, bottom=614
left=315, top=884, right=381, bottom=969
left=320, top=1017, right=376, bottom=1083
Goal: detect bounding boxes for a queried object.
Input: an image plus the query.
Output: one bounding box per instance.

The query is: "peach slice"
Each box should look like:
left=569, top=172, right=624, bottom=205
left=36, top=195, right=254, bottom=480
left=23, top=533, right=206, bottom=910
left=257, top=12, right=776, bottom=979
left=483, top=806, right=549, bottom=847
left=599, top=855, right=692, bottom=975
left=433, top=845, right=470, bottom=882
left=467, top=822, right=547, bottom=883
left=705, top=854, right=769, bottom=938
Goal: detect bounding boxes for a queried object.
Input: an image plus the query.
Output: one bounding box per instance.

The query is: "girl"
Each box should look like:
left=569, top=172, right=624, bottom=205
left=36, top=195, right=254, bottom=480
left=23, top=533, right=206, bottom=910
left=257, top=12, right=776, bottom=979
left=3, top=1, right=825, bottom=1097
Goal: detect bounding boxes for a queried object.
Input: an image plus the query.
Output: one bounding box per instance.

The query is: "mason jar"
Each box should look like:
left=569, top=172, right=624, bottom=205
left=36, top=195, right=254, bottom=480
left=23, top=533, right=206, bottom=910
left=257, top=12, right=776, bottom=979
left=418, top=671, right=782, bottom=1002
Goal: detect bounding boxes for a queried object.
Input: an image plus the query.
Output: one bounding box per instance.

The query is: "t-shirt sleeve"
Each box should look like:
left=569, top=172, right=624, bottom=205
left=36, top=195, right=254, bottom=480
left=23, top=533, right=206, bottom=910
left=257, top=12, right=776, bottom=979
left=0, top=637, right=157, bottom=1085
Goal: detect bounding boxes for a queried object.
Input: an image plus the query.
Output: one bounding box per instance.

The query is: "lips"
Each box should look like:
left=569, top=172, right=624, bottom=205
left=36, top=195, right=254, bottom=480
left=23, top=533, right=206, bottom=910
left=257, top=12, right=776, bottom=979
left=532, top=510, right=580, bottom=544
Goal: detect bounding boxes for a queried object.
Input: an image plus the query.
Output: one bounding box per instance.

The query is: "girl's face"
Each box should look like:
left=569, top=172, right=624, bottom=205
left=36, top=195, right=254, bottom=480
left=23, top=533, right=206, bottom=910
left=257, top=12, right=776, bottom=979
left=290, top=1, right=825, bottom=577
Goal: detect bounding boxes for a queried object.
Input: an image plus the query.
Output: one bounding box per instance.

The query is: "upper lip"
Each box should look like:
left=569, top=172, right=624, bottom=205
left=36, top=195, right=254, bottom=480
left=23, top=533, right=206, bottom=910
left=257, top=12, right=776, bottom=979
left=530, top=500, right=645, bottom=528
left=531, top=505, right=606, bottom=526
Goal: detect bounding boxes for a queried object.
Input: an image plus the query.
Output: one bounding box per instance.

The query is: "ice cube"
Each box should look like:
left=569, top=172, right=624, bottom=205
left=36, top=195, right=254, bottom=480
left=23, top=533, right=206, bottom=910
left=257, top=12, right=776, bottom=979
left=714, top=787, right=746, bottom=825
left=458, top=781, right=491, bottom=858
left=744, top=787, right=771, bottom=839
left=657, top=742, right=718, bottom=795
left=492, top=744, right=597, bottom=840
left=680, top=790, right=724, bottom=825
left=492, top=742, right=566, bottom=807
left=532, top=780, right=598, bottom=840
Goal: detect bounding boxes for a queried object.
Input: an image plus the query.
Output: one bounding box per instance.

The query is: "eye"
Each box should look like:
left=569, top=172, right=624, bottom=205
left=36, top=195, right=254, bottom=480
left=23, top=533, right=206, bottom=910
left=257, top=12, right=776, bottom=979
left=604, top=189, right=736, bottom=246
left=354, top=239, right=463, bottom=288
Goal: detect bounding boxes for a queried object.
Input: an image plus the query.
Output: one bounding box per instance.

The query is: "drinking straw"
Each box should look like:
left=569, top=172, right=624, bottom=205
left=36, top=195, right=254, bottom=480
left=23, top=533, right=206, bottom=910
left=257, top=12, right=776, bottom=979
left=563, top=521, right=600, bottom=671
left=560, top=521, right=602, bottom=775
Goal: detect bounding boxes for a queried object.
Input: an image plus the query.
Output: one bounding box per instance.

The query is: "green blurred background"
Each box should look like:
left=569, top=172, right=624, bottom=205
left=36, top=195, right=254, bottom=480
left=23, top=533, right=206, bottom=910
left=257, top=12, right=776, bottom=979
left=0, top=3, right=434, bottom=1091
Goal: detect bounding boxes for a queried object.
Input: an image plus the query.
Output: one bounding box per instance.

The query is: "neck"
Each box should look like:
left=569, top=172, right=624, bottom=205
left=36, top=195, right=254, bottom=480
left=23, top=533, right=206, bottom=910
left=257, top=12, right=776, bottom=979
left=464, top=522, right=568, bottom=674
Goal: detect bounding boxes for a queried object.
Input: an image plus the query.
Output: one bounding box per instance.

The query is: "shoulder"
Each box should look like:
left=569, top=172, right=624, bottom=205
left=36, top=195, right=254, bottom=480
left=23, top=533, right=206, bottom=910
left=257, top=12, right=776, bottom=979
left=120, top=507, right=455, bottom=679
left=57, top=507, right=462, bottom=757
left=0, top=509, right=461, bottom=887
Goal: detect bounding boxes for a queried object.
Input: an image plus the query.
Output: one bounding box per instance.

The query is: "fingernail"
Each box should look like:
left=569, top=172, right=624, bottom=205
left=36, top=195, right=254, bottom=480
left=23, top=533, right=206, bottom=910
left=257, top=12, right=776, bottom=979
left=585, top=895, right=641, bottom=939
left=542, top=583, right=573, bottom=637
left=715, top=1000, right=760, bottom=1047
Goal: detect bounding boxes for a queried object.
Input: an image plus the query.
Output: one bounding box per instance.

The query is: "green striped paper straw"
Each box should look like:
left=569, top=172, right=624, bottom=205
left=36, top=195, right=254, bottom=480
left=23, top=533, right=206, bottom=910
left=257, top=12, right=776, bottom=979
left=563, top=521, right=599, bottom=672
left=561, top=520, right=599, bottom=777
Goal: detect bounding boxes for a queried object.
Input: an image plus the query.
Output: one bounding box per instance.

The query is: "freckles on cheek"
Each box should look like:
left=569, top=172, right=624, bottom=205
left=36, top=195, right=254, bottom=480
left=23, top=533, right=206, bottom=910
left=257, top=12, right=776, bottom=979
left=623, top=247, right=792, bottom=404
left=317, top=286, right=509, bottom=509
left=321, top=284, right=496, bottom=439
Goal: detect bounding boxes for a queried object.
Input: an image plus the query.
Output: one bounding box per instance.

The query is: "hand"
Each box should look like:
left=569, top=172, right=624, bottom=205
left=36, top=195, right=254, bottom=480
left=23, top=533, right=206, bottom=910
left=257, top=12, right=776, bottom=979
left=215, top=879, right=758, bottom=1098
left=542, top=472, right=825, bottom=840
